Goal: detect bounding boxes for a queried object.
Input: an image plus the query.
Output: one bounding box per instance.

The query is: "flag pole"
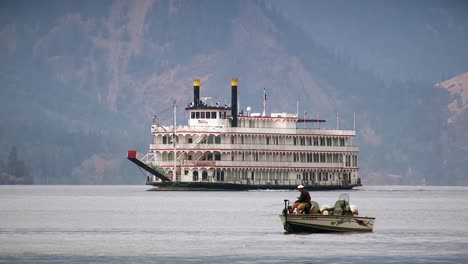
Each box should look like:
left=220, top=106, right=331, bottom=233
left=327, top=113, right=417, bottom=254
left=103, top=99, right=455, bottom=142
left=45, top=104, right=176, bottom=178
left=296, top=100, right=299, bottom=117
left=304, top=111, right=307, bottom=128
left=262, top=88, right=266, bottom=117
left=317, top=112, right=320, bottom=129
left=337, top=112, right=340, bottom=129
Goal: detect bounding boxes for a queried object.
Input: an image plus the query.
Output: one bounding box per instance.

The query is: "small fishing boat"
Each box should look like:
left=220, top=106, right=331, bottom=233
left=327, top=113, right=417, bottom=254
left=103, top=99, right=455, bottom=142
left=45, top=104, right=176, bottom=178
left=279, top=194, right=375, bottom=233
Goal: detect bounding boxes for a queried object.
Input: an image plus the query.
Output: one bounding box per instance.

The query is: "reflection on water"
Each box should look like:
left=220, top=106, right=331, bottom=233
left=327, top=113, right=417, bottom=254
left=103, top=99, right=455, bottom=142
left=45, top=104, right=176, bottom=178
left=1, top=185, right=468, bottom=263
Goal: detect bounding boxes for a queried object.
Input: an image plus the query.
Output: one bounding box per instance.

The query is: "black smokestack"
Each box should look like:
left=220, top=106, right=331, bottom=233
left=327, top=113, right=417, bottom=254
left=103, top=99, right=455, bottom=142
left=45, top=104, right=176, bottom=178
left=231, top=78, right=238, bottom=127
left=193, top=78, right=200, bottom=106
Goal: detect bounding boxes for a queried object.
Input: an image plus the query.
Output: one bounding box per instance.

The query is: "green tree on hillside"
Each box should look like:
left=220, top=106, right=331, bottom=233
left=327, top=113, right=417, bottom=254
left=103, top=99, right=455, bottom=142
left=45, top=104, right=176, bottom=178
left=0, top=146, right=33, bottom=184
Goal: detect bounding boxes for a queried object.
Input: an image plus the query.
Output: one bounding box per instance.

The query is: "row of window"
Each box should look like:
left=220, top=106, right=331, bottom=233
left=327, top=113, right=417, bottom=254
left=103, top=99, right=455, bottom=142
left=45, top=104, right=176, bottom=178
left=293, top=137, right=346, bottom=146
left=190, top=111, right=227, bottom=119
left=298, top=171, right=352, bottom=183
left=190, top=170, right=225, bottom=182
left=236, top=152, right=357, bottom=166
left=160, top=152, right=357, bottom=166
left=161, top=135, right=223, bottom=144
left=159, top=135, right=349, bottom=147
left=185, top=169, right=353, bottom=183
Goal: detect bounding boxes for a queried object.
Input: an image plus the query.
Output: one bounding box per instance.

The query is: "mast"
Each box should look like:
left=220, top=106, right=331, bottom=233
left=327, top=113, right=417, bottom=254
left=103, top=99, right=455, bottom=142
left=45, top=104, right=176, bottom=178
left=262, top=88, right=266, bottom=117
left=173, top=100, right=177, bottom=181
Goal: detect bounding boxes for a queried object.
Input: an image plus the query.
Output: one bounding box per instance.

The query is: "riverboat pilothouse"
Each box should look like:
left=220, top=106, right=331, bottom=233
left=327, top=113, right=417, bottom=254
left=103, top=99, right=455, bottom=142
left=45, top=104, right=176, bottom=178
left=127, top=78, right=361, bottom=190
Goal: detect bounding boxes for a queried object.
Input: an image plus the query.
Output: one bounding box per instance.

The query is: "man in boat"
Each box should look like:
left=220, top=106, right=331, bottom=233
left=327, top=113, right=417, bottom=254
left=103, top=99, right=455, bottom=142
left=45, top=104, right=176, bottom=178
left=289, top=185, right=311, bottom=214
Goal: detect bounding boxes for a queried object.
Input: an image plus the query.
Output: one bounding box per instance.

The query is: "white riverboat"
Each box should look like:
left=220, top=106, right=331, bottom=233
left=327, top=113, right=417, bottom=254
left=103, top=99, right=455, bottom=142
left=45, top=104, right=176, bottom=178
left=127, top=78, right=361, bottom=190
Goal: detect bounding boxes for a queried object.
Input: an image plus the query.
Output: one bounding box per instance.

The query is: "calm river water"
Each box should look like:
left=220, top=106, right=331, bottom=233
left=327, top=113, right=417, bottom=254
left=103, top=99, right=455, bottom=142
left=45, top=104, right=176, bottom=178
left=1, top=185, right=467, bottom=263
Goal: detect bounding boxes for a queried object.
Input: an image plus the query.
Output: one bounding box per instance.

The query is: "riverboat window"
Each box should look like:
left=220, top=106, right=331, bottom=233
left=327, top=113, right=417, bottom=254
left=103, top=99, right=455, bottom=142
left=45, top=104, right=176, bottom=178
left=303, top=172, right=309, bottom=181
left=266, top=136, right=270, bottom=145
left=193, top=171, right=199, bottom=181
left=313, top=137, right=318, bottom=146
left=191, top=112, right=195, bottom=119
left=211, top=112, right=217, bottom=119
left=188, top=137, right=193, bottom=143
left=188, top=155, right=192, bottom=160
left=206, top=112, right=211, bottom=119
left=196, top=112, right=200, bottom=119
left=340, top=138, right=345, bottom=146
left=293, top=137, right=297, bottom=145
left=202, top=171, right=208, bottom=181
left=201, top=112, right=205, bottom=119
left=231, top=135, right=235, bottom=144
left=207, top=135, right=214, bottom=144
left=215, top=135, right=221, bottom=144
left=162, top=135, right=170, bottom=144
left=184, top=170, right=189, bottom=175
left=214, top=152, right=221, bottom=160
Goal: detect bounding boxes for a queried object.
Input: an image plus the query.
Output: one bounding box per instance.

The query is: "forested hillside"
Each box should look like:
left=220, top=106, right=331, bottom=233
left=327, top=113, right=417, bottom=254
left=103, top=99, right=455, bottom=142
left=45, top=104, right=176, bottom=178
left=0, top=0, right=466, bottom=185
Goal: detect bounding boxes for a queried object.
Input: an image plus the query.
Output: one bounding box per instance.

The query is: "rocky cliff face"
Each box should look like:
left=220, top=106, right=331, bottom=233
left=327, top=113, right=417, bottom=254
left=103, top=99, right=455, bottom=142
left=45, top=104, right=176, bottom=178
left=0, top=0, right=466, bottom=185
left=436, top=72, right=468, bottom=184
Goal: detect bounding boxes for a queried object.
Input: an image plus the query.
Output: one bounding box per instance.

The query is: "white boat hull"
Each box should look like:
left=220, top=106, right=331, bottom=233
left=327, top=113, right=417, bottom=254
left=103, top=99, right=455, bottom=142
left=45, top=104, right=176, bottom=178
left=279, top=213, right=375, bottom=233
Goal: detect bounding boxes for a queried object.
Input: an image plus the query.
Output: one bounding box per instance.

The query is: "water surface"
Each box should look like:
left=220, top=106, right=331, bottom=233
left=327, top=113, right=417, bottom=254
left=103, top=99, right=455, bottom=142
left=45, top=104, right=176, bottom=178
left=1, top=185, right=467, bottom=263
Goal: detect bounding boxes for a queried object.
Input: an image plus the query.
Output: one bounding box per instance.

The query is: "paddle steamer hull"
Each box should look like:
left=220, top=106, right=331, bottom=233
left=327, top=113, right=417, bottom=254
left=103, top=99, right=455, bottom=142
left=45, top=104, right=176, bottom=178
left=149, top=181, right=361, bottom=191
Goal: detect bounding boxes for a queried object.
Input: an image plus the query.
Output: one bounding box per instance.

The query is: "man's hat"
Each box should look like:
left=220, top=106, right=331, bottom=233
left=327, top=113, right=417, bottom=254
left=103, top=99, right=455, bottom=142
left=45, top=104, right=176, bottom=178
left=298, top=185, right=304, bottom=189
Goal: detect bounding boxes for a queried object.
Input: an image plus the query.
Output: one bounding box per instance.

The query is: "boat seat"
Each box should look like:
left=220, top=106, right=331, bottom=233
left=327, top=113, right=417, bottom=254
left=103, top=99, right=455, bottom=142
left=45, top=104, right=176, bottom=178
left=309, top=201, right=321, bottom=214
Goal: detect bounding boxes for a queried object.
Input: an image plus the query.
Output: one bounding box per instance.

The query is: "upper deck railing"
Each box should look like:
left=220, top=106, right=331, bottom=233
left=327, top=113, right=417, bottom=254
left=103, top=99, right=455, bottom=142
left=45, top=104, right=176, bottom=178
left=152, top=125, right=356, bottom=137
